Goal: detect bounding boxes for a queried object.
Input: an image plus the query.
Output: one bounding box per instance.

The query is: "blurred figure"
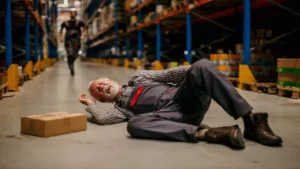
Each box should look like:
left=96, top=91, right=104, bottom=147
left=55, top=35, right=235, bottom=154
left=59, top=11, right=86, bottom=76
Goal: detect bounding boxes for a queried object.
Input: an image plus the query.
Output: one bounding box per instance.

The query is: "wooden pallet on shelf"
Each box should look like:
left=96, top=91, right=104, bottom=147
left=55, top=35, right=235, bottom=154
left=277, top=85, right=300, bottom=99
left=0, top=73, right=8, bottom=100
left=240, top=82, right=277, bottom=94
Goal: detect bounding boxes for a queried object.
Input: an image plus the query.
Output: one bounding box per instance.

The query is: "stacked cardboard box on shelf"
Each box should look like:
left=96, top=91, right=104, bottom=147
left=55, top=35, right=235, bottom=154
left=210, top=54, right=241, bottom=77
left=277, top=58, right=300, bottom=88
left=249, top=53, right=276, bottom=78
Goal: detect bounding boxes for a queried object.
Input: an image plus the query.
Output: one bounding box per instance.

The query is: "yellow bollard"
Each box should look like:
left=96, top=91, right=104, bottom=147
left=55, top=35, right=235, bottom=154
left=7, top=64, right=19, bottom=92
left=124, top=59, right=130, bottom=69
left=34, top=60, right=41, bottom=75
left=238, top=64, right=257, bottom=89
left=153, top=60, right=164, bottom=70
left=40, top=60, right=45, bottom=71
left=24, top=61, right=33, bottom=80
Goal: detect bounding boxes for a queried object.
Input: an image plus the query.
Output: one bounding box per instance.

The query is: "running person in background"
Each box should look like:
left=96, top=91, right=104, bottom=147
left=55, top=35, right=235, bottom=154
left=59, top=11, right=86, bottom=76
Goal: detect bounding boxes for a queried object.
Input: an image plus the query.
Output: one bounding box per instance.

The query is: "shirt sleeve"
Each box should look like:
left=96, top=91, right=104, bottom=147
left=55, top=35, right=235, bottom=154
left=85, top=103, right=128, bottom=125
left=60, top=22, right=65, bottom=33
left=130, top=66, right=191, bottom=84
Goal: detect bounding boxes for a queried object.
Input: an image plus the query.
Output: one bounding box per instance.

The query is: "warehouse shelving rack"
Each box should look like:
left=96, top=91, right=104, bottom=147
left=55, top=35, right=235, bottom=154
left=1, top=0, right=58, bottom=95
left=84, top=0, right=297, bottom=88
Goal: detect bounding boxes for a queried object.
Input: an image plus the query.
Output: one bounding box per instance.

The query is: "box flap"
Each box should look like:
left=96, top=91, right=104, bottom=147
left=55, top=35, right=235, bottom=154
left=22, top=112, right=86, bottom=121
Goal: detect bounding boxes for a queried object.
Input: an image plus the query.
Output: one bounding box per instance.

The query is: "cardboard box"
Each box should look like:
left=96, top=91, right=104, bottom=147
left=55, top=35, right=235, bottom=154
left=297, top=59, right=300, bottom=68
left=278, top=73, right=297, bottom=82
left=277, top=58, right=297, bottom=68
left=21, top=112, right=87, bottom=137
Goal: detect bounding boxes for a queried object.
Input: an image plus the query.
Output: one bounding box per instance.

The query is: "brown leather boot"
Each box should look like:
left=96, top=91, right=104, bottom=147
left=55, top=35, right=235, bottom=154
left=205, top=125, right=245, bottom=149
left=243, top=113, right=282, bottom=146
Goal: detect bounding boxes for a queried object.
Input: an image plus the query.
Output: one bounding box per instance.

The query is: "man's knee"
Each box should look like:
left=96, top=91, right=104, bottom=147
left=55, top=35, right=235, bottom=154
left=192, top=58, right=215, bottom=71
left=127, top=113, right=155, bottom=136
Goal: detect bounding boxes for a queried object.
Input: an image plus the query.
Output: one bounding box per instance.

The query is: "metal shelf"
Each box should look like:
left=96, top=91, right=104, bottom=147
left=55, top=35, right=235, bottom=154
left=86, top=0, right=108, bottom=25
left=126, top=0, right=155, bottom=15
left=24, top=0, right=46, bottom=33
left=89, top=22, right=115, bottom=40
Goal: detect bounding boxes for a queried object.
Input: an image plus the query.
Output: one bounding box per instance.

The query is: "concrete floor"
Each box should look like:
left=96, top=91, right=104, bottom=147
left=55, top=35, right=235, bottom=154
left=0, top=60, right=300, bottom=169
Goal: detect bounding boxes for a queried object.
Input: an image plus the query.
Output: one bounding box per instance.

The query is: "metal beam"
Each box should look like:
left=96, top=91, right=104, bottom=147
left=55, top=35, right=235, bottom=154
left=138, top=0, right=143, bottom=59
left=186, top=12, right=192, bottom=63
left=5, top=0, right=12, bottom=68
left=114, top=0, right=119, bottom=58
left=25, top=8, right=30, bottom=63
left=34, top=0, right=39, bottom=62
left=243, top=0, right=251, bottom=65
left=268, top=0, right=300, bottom=17
left=190, top=11, right=234, bottom=32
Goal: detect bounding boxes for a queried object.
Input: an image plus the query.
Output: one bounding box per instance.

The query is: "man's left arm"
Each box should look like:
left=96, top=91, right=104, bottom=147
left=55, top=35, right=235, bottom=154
left=79, top=21, right=87, bottom=39
left=131, top=66, right=191, bottom=84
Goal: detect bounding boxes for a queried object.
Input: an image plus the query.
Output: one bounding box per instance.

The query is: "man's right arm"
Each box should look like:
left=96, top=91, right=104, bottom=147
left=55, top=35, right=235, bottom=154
left=85, top=103, right=129, bottom=125
left=59, top=22, right=65, bottom=42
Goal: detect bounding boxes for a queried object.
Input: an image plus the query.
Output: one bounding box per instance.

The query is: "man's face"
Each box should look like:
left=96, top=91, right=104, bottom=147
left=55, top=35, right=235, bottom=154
left=70, top=11, right=76, bottom=19
left=89, top=78, right=121, bottom=102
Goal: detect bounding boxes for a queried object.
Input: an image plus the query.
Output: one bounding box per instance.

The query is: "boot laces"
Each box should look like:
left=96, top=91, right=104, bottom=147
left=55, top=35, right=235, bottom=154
left=255, top=120, right=273, bottom=133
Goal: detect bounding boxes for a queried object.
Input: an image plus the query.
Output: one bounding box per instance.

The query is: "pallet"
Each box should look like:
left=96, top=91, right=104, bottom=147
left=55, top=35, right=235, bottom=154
left=228, top=77, right=239, bottom=87
left=277, top=85, right=300, bottom=99
left=240, top=82, right=277, bottom=94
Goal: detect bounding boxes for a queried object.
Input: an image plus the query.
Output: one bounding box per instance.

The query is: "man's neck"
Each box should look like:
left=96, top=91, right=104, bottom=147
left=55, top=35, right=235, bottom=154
left=114, top=86, right=123, bottom=101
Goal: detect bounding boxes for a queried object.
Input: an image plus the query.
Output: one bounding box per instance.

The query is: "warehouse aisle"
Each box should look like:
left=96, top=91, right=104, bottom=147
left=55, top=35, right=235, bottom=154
left=0, top=60, right=300, bottom=169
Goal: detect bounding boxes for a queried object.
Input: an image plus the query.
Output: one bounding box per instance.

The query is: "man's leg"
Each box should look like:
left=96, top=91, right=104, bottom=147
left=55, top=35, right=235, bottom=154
left=127, top=111, right=245, bottom=149
left=67, top=55, right=75, bottom=75
left=127, top=102, right=245, bottom=149
left=174, top=58, right=282, bottom=146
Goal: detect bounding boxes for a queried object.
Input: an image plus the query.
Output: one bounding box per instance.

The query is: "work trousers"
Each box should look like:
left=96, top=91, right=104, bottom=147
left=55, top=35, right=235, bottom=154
left=127, top=58, right=253, bottom=142
left=65, top=38, right=80, bottom=73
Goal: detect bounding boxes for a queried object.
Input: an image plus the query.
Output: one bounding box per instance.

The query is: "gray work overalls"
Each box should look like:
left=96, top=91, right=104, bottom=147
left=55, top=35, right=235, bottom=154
left=126, top=59, right=253, bottom=142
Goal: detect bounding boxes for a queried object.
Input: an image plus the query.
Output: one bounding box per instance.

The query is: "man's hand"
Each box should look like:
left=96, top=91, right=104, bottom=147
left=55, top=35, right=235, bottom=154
left=59, top=32, right=64, bottom=43
left=79, top=94, right=96, bottom=105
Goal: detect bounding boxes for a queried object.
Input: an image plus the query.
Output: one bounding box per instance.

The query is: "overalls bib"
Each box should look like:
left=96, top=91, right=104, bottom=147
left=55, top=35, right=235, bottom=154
left=126, top=84, right=178, bottom=115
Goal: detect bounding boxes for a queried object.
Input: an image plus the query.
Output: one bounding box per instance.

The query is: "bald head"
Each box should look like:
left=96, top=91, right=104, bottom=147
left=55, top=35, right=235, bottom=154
left=88, top=78, right=121, bottom=102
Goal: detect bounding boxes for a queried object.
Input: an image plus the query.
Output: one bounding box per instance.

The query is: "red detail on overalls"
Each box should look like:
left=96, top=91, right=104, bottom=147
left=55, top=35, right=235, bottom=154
left=130, top=86, right=145, bottom=106
left=166, top=89, right=177, bottom=94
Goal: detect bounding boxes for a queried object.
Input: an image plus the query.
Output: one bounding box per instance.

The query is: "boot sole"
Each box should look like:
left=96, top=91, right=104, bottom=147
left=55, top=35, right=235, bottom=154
left=244, top=134, right=282, bottom=146
left=230, top=126, right=245, bottom=149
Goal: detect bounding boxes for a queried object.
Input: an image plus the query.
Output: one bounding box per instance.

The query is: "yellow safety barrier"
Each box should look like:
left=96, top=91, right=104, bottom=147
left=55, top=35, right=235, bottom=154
left=34, top=60, right=41, bottom=75
left=113, top=59, right=119, bottom=66
left=153, top=60, right=164, bottom=70
left=7, top=64, right=19, bottom=92
left=124, top=59, right=130, bottom=69
left=238, top=64, right=257, bottom=89
left=24, top=61, right=33, bottom=80
left=40, top=59, right=45, bottom=71
left=167, top=62, right=179, bottom=69
left=134, top=59, right=141, bottom=69
left=183, top=61, right=191, bottom=66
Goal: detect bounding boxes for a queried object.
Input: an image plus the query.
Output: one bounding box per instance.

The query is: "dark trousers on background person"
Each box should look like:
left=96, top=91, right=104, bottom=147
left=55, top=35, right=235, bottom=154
left=127, top=58, right=253, bottom=142
left=65, top=38, right=80, bottom=75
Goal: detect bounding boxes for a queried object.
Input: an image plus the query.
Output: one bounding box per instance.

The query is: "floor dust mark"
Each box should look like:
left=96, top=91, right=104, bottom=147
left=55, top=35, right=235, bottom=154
left=5, top=135, right=22, bottom=140
left=71, top=140, right=95, bottom=145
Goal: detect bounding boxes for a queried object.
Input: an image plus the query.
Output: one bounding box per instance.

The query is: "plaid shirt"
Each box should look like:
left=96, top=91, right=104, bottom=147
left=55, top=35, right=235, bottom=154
left=85, top=66, right=191, bottom=125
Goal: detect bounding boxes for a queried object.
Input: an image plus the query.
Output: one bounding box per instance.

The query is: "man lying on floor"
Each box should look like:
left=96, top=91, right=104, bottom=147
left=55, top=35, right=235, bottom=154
left=78, top=58, right=282, bottom=149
